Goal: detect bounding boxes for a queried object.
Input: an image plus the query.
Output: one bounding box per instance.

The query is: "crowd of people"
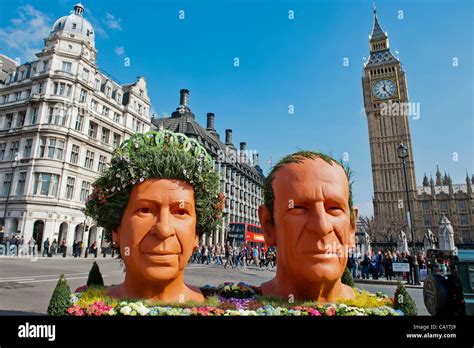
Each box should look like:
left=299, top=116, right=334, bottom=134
left=347, top=249, right=428, bottom=285
left=190, top=243, right=276, bottom=270
left=0, top=235, right=114, bottom=258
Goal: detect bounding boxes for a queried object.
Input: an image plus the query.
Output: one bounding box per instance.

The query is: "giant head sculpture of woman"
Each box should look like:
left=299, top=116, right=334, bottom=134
left=85, top=131, right=223, bottom=303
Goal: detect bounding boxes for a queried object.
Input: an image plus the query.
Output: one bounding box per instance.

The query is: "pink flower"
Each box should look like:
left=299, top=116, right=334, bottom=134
left=324, top=307, right=336, bottom=316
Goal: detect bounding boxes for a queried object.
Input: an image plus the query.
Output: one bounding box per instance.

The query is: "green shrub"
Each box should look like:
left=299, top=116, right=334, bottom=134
left=47, top=274, right=71, bottom=316
left=342, top=267, right=355, bottom=287
left=87, top=261, right=104, bottom=287
left=394, top=281, right=417, bottom=315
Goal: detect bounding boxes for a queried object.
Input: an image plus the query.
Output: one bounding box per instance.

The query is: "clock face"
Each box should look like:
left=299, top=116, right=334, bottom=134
left=372, top=79, right=396, bottom=99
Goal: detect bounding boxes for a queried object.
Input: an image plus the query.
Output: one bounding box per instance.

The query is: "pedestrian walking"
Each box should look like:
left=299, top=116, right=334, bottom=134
left=42, top=238, right=50, bottom=257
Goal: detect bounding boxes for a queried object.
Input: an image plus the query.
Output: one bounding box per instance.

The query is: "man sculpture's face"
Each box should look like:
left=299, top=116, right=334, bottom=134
left=113, top=179, right=198, bottom=283
left=263, top=158, right=357, bottom=285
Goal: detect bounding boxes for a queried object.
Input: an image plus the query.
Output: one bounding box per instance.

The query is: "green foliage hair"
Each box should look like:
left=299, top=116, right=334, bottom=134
left=263, top=150, right=355, bottom=224
left=84, top=131, right=224, bottom=242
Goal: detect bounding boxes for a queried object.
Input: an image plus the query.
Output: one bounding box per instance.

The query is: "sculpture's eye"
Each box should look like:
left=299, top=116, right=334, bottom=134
left=137, top=207, right=152, bottom=214
left=172, top=208, right=190, bottom=216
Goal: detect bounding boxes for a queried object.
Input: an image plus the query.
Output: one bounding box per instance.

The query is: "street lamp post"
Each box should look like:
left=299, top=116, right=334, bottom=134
left=397, top=142, right=420, bottom=285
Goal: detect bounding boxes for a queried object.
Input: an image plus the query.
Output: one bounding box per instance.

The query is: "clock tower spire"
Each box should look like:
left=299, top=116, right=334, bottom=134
left=361, top=6, right=419, bottom=240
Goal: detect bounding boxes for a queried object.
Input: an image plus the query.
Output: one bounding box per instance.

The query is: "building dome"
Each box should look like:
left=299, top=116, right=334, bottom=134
left=50, top=3, right=95, bottom=47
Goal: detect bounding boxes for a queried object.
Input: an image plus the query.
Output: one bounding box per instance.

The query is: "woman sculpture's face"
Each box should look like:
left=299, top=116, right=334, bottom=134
left=113, top=179, right=198, bottom=283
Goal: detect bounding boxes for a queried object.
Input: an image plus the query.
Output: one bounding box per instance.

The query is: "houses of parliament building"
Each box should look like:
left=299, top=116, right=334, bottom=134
left=362, top=8, right=473, bottom=244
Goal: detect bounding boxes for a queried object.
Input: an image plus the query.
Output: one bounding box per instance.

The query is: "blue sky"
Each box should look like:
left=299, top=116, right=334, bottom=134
left=1, top=0, right=472, bottom=217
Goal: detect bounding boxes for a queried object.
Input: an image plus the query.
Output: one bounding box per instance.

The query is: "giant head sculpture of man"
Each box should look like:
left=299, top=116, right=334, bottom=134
left=258, top=151, right=358, bottom=302
left=85, top=131, right=223, bottom=303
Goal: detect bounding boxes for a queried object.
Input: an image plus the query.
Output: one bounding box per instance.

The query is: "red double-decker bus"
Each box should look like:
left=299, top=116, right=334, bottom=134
left=226, top=222, right=267, bottom=250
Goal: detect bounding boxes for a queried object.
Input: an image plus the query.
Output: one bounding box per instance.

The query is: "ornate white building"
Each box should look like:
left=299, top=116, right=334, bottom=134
left=0, top=3, right=151, bottom=252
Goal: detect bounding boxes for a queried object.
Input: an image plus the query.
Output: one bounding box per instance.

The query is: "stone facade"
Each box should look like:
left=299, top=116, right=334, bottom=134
left=418, top=169, right=473, bottom=243
left=0, top=4, right=151, bottom=251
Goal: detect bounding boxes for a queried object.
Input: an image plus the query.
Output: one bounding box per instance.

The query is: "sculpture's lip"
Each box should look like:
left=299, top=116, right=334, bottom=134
left=142, top=251, right=179, bottom=256
left=301, top=251, right=339, bottom=257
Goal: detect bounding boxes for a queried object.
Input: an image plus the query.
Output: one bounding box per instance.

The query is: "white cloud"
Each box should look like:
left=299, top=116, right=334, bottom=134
left=0, top=5, right=52, bottom=62
left=114, top=46, right=125, bottom=56
left=84, top=8, right=108, bottom=38
left=104, top=13, right=122, bottom=31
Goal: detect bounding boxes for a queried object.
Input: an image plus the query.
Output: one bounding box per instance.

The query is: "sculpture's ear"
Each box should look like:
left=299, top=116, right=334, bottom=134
left=193, top=233, right=199, bottom=250
left=112, top=227, right=120, bottom=247
left=349, top=207, right=359, bottom=248
left=258, top=204, right=276, bottom=246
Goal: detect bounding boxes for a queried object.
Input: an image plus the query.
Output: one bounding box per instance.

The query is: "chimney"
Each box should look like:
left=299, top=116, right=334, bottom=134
left=240, top=142, right=247, bottom=163
left=179, top=89, right=189, bottom=107
left=225, top=129, right=232, bottom=145
left=206, top=113, right=215, bottom=130
left=253, top=153, right=259, bottom=166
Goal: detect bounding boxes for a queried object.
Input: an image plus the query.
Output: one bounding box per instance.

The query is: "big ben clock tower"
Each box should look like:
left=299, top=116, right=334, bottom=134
left=362, top=7, right=419, bottom=238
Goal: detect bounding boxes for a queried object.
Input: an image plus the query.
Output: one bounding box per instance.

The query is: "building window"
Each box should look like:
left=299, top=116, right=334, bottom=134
left=85, top=150, right=95, bottom=170
left=32, top=173, right=59, bottom=197
left=23, top=138, right=33, bottom=158
left=102, top=106, right=109, bottom=117
left=82, top=68, right=89, bottom=81
left=46, top=138, right=64, bottom=160
left=66, top=177, right=75, bottom=200
left=106, top=86, right=111, bottom=97
left=101, top=128, right=110, bottom=144
left=457, top=200, right=467, bottom=210
left=460, top=214, right=469, bottom=225
left=113, top=133, right=121, bottom=148
left=16, top=172, right=26, bottom=195
left=16, top=112, right=26, bottom=127
left=113, top=112, right=120, bottom=123
left=75, top=113, right=84, bottom=131
left=52, top=82, right=71, bottom=97
left=116, top=93, right=122, bottom=104
left=30, top=107, right=38, bottom=124
left=79, top=88, right=87, bottom=103
left=61, top=61, right=72, bottom=73
left=423, top=214, right=431, bottom=226
left=80, top=180, right=91, bottom=201
left=47, top=107, right=67, bottom=126
left=94, top=78, right=101, bottom=90
left=37, top=82, right=44, bottom=94
left=42, top=60, right=49, bottom=71
left=439, top=201, right=449, bottom=211
left=421, top=201, right=430, bottom=211
left=8, top=141, right=19, bottom=160
left=98, top=155, right=107, bottom=173
left=0, top=143, right=6, bottom=161
left=91, top=99, right=97, bottom=111
left=135, top=120, right=143, bottom=132
left=15, top=92, right=21, bottom=101
left=1, top=172, right=13, bottom=196
left=88, top=121, right=98, bottom=138
left=70, top=144, right=79, bottom=164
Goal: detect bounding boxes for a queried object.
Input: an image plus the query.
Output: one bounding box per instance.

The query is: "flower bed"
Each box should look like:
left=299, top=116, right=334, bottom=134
left=66, top=282, right=403, bottom=316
